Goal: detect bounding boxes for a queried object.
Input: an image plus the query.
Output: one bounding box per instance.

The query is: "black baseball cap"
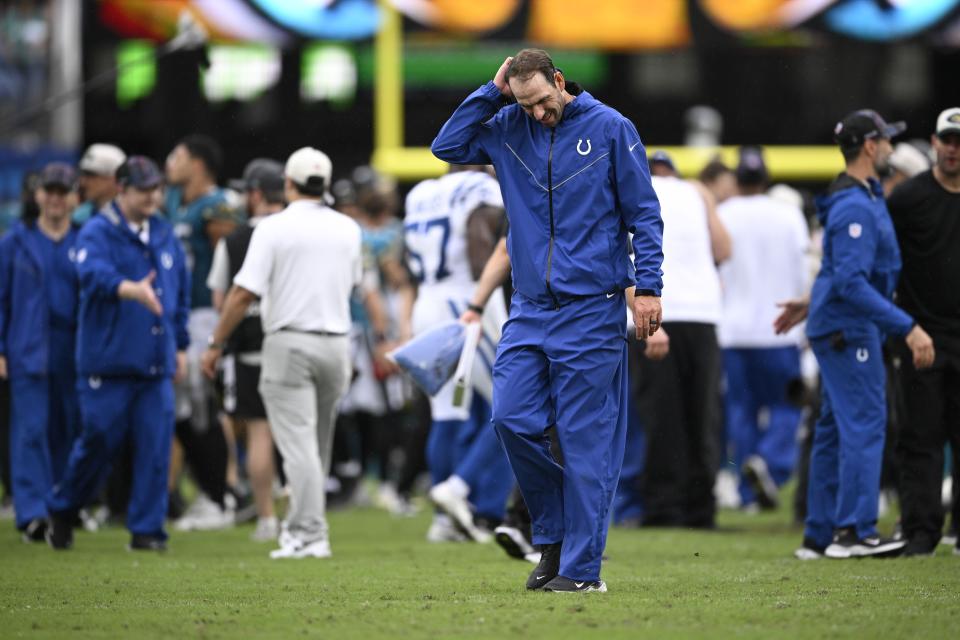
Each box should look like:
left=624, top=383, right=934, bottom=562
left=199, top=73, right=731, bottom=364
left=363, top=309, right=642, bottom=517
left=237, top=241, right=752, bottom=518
left=116, top=156, right=163, bottom=190
left=735, top=146, right=768, bottom=184
left=834, top=109, right=906, bottom=150
left=229, top=158, right=284, bottom=194
left=40, top=162, right=78, bottom=190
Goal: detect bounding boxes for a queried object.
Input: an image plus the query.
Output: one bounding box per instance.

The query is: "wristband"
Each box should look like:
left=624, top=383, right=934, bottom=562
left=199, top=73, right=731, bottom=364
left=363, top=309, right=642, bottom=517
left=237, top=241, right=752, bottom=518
left=207, top=335, right=226, bottom=350
left=467, top=303, right=484, bottom=314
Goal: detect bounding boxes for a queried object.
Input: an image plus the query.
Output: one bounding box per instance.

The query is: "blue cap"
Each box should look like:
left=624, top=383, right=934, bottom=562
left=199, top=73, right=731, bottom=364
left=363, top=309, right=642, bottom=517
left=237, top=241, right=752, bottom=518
left=116, top=156, right=163, bottom=189
left=649, top=150, right=676, bottom=172
left=40, top=162, right=77, bottom=190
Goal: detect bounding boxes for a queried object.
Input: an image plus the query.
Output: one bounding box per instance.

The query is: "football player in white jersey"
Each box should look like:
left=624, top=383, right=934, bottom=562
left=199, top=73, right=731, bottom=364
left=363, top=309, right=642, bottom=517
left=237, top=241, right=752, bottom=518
left=404, top=165, right=513, bottom=543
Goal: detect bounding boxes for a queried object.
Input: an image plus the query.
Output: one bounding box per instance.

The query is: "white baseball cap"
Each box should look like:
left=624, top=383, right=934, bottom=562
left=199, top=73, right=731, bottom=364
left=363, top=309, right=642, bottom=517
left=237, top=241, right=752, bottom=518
left=79, top=143, right=126, bottom=176
left=284, top=147, right=333, bottom=202
left=936, top=107, right=960, bottom=138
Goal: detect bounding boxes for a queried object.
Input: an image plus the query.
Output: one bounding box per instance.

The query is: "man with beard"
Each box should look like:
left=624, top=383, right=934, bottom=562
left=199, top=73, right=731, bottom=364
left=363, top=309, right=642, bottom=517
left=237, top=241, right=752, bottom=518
left=888, top=108, right=960, bottom=557
left=777, top=110, right=934, bottom=560
left=431, top=49, right=663, bottom=592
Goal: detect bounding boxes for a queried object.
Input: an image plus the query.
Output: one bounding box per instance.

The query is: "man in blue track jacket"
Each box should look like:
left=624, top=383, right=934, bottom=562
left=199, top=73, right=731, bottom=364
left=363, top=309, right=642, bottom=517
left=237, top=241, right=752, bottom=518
left=46, top=156, right=190, bottom=552
left=432, top=49, right=663, bottom=592
left=777, top=110, right=935, bottom=560
left=0, top=163, right=81, bottom=542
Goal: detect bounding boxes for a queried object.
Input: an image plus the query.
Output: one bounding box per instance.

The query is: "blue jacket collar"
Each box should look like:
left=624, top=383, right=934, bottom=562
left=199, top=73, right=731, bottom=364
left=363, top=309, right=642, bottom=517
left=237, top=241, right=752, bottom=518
left=815, top=173, right=884, bottom=225
left=10, top=220, right=77, bottom=269
left=105, top=200, right=170, bottom=247
left=559, top=89, right=600, bottom=123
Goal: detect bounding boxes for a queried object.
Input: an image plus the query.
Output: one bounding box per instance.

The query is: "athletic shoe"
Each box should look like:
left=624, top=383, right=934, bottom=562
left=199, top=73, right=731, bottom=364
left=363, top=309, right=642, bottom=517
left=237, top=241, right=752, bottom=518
left=426, top=514, right=467, bottom=543
left=824, top=527, right=905, bottom=558
left=542, top=576, right=607, bottom=593
left=21, top=518, right=48, bottom=543
left=251, top=516, right=280, bottom=542
left=793, top=537, right=826, bottom=560
left=269, top=533, right=331, bottom=559
left=524, top=552, right=543, bottom=564
left=494, top=525, right=536, bottom=561
left=78, top=508, right=100, bottom=533
left=713, top=469, right=742, bottom=510
left=742, top=455, right=779, bottom=511
left=902, top=533, right=937, bottom=558
left=128, top=535, right=167, bottom=552
left=173, top=493, right=235, bottom=532
left=429, top=480, right=491, bottom=543
left=45, top=512, right=74, bottom=550
left=526, top=542, right=562, bottom=590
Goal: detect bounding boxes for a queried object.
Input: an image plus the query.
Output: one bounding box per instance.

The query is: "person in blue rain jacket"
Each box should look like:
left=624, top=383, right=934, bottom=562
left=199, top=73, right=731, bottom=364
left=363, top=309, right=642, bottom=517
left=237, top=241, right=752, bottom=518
left=0, top=163, right=81, bottom=542
left=432, top=48, right=663, bottom=592
left=776, top=110, right=935, bottom=560
left=45, top=156, right=190, bottom=552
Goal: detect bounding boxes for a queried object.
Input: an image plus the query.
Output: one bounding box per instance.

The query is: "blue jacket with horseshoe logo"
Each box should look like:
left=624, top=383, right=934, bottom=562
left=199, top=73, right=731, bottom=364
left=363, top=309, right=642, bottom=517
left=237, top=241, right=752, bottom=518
left=74, top=203, right=190, bottom=379
left=432, top=81, right=663, bottom=308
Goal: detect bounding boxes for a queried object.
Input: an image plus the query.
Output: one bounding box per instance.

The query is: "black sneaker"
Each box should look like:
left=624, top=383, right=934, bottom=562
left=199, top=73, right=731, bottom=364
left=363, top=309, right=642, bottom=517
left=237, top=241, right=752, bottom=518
left=21, top=518, right=47, bottom=543
left=542, top=576, right=607, bottom=593
left=793, top=536, right=826, bottom=560
left=824, top=527, right=905, bottom=559
left=902, top=534, right=936, bottom=558
left=526, top=542, right=561, bottom=590
left=495, top=525, right=536, bottom=561
left=46, top=511, right=74, bottom=550
left=742, top=455, right=779, bottom=511
left=128, top=535, right=167, bottom=552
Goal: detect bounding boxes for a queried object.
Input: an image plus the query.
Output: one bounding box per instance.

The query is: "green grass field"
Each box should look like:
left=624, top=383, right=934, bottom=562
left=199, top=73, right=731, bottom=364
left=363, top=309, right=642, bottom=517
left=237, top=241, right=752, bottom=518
left=1, top=500, right=958, bottom=639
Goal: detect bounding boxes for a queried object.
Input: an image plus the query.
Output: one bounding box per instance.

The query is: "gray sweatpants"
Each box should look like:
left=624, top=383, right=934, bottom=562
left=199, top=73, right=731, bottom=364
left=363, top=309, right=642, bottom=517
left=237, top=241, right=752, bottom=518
left=259, top=331, right=350, bottom=543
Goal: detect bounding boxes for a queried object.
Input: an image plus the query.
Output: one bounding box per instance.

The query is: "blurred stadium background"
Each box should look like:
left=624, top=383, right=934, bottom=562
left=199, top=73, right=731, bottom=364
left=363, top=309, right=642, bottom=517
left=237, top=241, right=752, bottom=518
left=3, top=0, right=960, bottom=208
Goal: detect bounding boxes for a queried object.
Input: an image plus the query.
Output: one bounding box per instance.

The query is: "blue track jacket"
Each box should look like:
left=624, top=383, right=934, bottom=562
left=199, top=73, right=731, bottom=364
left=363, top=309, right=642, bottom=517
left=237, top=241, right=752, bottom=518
left=806, top=174, right=913, bottom=340
left=0, top=222, right=80, bottom=377
left=75, top=203, right=190, bottom=378
left=432, top=81, right=663, bottom=307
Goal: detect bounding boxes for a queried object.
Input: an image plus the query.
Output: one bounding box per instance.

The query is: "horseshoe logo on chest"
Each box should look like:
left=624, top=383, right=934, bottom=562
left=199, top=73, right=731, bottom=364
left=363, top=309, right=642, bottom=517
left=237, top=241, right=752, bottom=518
left=577, top=138, right=591, bottom=156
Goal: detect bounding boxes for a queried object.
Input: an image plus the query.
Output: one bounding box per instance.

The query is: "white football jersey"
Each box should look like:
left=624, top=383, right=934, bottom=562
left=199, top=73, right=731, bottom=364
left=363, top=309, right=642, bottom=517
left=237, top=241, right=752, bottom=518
left=404, top=170, right=506, bottom=421
left=404, top=170, right=504, bottom=291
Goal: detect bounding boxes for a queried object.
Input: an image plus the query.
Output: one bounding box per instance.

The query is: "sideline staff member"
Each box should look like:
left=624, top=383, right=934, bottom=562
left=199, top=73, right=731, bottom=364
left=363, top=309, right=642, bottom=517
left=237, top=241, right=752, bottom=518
left=46, top=156, right=190, bottom=551
left=202, top=147, right=361, bottom=560
left=0, top=163, right=81, bottom=542
left=778, top=110, right=934, bottom=560
left=888, top=107, right=960, bottom=557
left=432, top=49, right=663, bottom=592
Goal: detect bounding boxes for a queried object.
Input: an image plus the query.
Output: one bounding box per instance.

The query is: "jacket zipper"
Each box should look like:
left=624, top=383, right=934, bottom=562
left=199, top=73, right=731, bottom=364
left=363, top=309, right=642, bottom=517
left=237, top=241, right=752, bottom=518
left=545, top=127, right=560, bottom=310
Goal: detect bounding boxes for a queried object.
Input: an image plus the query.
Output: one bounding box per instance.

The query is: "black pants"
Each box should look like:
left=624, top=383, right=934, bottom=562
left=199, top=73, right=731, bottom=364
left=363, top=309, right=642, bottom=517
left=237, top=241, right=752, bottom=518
left=895, top=331, right=960, bottom=544
left=636, top=322, right=721, bottom=528
left=175, top=417, right=228, bottom=507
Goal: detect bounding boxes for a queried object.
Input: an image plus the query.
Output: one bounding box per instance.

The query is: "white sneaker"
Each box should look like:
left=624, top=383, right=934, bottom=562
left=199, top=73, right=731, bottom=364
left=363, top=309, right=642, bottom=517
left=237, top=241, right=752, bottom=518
left=251, top=517, right=279, bottom=542
left=269, top=534, right=331, bottom=559
left=713, top=469, right=742, bottom=510
left=426, top=515, right=467, bottom=543
left=429, top=481, right=491, bottom=543
left=794, top=547, right=824, bottom=560
left=174, top=493, right=235, bottom=532
left=493, top=525, right=536, bottom=560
